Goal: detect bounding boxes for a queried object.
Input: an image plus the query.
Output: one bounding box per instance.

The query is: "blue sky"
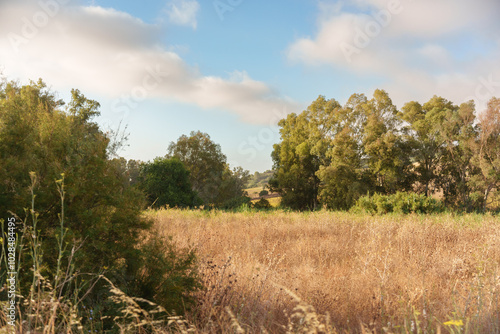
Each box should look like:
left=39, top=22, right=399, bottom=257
left=1, top=0, right=500, bottom=172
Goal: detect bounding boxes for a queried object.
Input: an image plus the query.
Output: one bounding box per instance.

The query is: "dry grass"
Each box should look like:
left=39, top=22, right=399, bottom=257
left=250, top=196, right=281, bottom=207
left=246, top=187, right=281, bottom=207
left=246, top=187, right=266, bottom=199
left=147, top=209, right=500, bottom=333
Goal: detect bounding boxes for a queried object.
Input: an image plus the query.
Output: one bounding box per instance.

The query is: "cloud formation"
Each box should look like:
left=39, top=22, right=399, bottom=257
left=0, top=0, right=298, bottom=124
left=287, top=0, right=500, bottom=110
left=163, top=0, right=200, bottom=29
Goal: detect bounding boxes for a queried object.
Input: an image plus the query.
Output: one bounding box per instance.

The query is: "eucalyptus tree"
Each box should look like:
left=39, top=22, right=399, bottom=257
left=473, top=97, right=500, bottom=209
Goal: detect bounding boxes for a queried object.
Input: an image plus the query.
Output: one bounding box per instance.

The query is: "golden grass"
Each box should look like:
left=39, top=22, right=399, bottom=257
left=246, top=187, right=266, bottom=198
left=147, top=209, right=500, bottom=333
left=250, top=196, right=281, bottom=207
left=246, top=186, right=281, bottom=207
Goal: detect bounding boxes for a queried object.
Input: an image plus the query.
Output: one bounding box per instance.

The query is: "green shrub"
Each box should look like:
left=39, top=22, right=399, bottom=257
left=352, top=192, right=444, bottom=215
left=133, top=233, right=201, bottom=315
left=259, top=189, right=269, bottom=197
left=219, top=195, right=252, bottom=210
left=253, top=198, right=272, bottom=209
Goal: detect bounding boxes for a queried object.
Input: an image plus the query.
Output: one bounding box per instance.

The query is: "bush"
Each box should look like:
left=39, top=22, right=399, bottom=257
left=253, top=198, right=272, bottom=209
left=219, top=195, right=252, bottom=210
left=352, top=192, right=444, bottom=215
left=0, top=79, right=203, bottom=330
left=133, top=232, right=201, bottom=315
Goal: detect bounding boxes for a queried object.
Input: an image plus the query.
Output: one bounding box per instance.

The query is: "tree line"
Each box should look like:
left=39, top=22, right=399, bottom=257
left=269, top=90, right=500, bottom=212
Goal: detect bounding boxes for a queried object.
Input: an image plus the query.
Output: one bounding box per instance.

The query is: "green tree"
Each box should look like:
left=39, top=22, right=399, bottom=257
left=0, top=79, right=149, bottom=290
left=270, top=96, right=339, bottom=210
left=216, top=166, right=251, bottom=208
left=139, top=157, right=200, bottom=208
left=401, top=96, right=456, bottom=196
left=253, top=198, right=272, bottom=209
left=317, top=125, right=369, bottom=210
left=438, top=100, right=480, bottom=210
left=472, top=97, right=500, bottom=210
left=362, top=89, right=411, bottom=193
left=168, top=131, right=226, bottom=204
left=271, top=94, right=370, bottom=210
left=259, top=189, right=269, bottom=197
left=113, top=157, right=143, bottom=187
left=168, top=131, right=249, bottom=207
left=315, top=93, right=368, bottom=210
left=0, top=79, right=201, bottom=317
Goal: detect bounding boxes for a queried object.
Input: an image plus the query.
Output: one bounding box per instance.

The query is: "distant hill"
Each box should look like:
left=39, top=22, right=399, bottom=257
left=246, top=170, right=274, bottom=189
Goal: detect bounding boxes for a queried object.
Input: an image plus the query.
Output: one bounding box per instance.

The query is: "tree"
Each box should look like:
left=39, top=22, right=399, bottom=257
left=113, top=157, right=143, bottom=187
left=0, top=79, right=201, bottom=317
left=259, top=189, right=269, bottom=197
left=168, top=131, right=225, bottom=204
left=362, top=89, right=411, bottom=193
left=270, top=97, right=334, bottom=211
left=168, top=131, right=249, bottom=207
left=0, top=79, right=149, bottom=291
left=139, top=157, right=200, bottom=208
left=401, top=96, right=456, bottom=197
left=438, top=100, right=479, bottom=210
left=271, top=94, right=369, bottom=211
left=216, top=166, right=251, bottom=207
left=253, top=198, right=271, bottom=209
left=472, top=97, right=500, bottom=209
left=317, top=125, right=369, bottom=210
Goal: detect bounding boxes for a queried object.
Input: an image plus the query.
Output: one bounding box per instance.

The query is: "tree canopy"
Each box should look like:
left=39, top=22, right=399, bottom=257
left=0, top=79, right=200, bottom=318
left=271, top=91, right=500, bottom=212
left=167, top=131, right=250, bottom=208
left=139, top=157, right=201, bottom=208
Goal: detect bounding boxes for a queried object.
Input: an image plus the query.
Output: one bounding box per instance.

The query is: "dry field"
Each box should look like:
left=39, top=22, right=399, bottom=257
left=147, top=209, right=500, bottom=333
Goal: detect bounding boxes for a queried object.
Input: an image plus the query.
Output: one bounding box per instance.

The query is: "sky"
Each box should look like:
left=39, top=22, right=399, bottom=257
left=1, top=0, right=500, bottom=172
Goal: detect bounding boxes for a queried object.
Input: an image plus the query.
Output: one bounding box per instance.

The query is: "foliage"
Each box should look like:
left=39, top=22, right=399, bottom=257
left=246, top=170, right=274, bottom=188
left=259, top=189, right=269, bottom=197
left=168, top=131, right=250, bottom=207
left=271, top=90, right=500, bottom=212
left=351, top=191, right=444, bottom=214
left=133, top=232, right=201, bottom=315
left=253, top=198, right=272, bottom=209
left=270, top=96, right=337, bottom=211
left=0, top=80, right=149, bottom=290
left=139, top=157, right=201, bottom=208
left=401, top=97, right=479, bottom=210
left=218, top=194, right=252, bottom=210
left=472, top=97, right=500, bottom=210
left=113, top=157, right=143, bottom=187
left=167, top=131, right=227, bottom=204
left=0, top=79, right=202, bottom=326
left=216, top=166, right=251, bottom=207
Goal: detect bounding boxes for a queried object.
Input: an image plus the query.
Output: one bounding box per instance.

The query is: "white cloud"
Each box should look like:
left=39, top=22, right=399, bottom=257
left=164, top=0, right=200, bottom=29
left=287, top=0, right=500, bottom=111
left=0, top=0, right=297, bottom=124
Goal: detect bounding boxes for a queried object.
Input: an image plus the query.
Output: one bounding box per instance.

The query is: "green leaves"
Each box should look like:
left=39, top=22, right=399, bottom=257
left=272, top=91, right=500, bottom=212
left=167, top=131, right=250, bottom=208
left=139, top=157, right=200, bottom=208
left=0, top=79, right=150, bottom=298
